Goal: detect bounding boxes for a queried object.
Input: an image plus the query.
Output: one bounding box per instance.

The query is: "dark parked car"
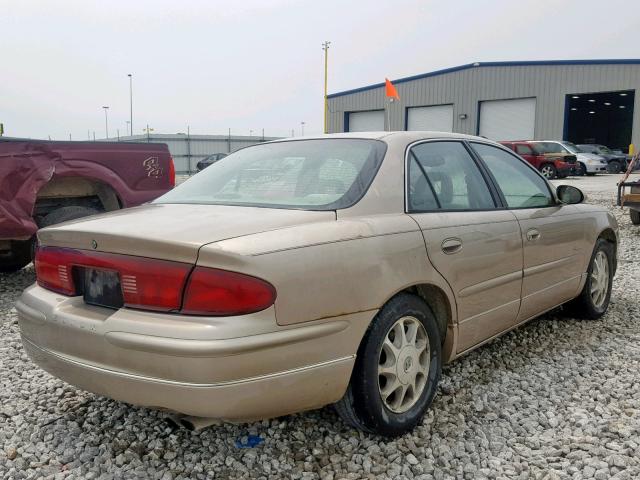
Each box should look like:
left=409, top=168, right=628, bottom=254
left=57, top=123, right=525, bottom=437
left=577, top=144, right=628, bottom=173
left=500, top=141, right=574, bottom=179
left=196, top=153, right=227, bottom=171
left=0, top=138, right=175, bottom=272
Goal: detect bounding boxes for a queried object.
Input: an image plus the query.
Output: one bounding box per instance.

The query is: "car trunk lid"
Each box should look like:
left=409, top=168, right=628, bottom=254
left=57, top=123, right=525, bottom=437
left=37, top=203, right=335, bottom=264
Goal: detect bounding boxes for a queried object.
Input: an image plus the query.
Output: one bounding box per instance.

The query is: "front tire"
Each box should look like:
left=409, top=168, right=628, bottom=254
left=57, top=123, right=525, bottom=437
left=630, top=209, right=640, bottom=225
left=574, top=162, right=586, bottom=176
left=564, top=239, right=614, bottom=319
left=334, top=293, right=441, bottom=436
left=607, top=160, right=622, bottom=174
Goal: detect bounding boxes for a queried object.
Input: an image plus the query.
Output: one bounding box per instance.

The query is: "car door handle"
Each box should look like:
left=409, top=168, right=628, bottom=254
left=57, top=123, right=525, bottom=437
left=441, top=238, right=463, bottom=254
left=526, top=229, right=541, bottom=241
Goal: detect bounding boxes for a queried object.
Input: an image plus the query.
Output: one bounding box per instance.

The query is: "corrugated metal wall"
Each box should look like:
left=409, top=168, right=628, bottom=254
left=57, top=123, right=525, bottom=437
left=108, top=134, right=281, bottom=174
left=328, top=63, right=640, bottom=147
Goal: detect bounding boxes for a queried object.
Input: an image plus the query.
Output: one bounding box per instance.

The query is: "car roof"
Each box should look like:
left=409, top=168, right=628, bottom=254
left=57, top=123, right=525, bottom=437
left=268, top=131, right=493, bottom=144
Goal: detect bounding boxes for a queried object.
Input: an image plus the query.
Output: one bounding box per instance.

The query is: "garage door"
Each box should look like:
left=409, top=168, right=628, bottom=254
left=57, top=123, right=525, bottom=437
left=347, top=110, right=384, bottom=132
left=407, top=104, right=453, bottom=132
left=479, top=98, right=536, bottom=140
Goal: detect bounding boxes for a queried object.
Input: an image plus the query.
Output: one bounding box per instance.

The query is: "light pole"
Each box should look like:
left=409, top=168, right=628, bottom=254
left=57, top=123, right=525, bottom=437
left=128, top=74, right=133, bottom=137
left=102, top=106, right=109, bottom=138
left=322, top=41, right=331, bottom=134
left=126, top=120, right=131, bottom=136
left=301, top=121, right=305, bottom=136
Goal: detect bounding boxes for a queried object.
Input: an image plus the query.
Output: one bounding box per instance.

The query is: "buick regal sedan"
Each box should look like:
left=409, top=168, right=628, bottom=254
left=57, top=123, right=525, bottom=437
left=17, top=132, right=617, bottom=436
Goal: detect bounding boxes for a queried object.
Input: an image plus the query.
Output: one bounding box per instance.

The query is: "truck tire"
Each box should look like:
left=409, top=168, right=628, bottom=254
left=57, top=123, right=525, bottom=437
left=40, top=206, right=101, bottom=228
left=540, top=163, right=557, bottom=180
left=0, top=239, right=33, bottom=273
left=631, top=209, right=640, bottom=225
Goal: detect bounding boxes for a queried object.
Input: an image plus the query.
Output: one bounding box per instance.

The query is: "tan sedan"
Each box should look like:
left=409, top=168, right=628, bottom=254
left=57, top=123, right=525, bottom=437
left=17, top=132, right=617, bottom=436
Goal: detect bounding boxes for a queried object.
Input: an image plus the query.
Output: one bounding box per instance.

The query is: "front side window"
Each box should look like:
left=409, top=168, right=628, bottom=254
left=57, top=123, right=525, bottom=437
left=408, top=141, right=495, bottom=211
left=156, top=139, right=386, bottom=210
left=471, top=143, right=554, bottom=209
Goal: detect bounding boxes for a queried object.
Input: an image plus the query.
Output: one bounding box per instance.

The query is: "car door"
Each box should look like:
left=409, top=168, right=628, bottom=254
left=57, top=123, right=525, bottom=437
left=470, top=142, right=586, bottom=322
left=514, top=144, right=539, bottom=169
left=407, top=140, right=523, bottom=353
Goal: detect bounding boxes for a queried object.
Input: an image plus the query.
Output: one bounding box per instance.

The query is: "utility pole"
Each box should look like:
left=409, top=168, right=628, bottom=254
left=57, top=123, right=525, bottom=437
left=322, top=41, right=331, bottom=134
left=92, top=131, right=96, bottom=141
left=69, top=133, right=72, bottom=140
left=301, top=121, right=306, bottom=136
left=126, top=121, right=131, bottom=136
left=117, top=129, right=120, bottom=140
left=128, top=74, right=133, bottom=137
left=102, top=106, right=109, bottom=138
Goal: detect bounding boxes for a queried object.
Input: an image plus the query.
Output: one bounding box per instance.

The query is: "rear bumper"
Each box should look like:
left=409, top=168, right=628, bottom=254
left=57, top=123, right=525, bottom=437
left=21, top=336, right=354, bottom=420
left=17, top=284, right=373, bottom=420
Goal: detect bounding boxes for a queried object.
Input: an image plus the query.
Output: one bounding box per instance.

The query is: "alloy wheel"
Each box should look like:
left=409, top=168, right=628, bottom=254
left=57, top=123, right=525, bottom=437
left=377, top=316, right=430, bottom=413
left=590, top=250, right=610, bottom=308
left=541, top=165, right=554, bottom=179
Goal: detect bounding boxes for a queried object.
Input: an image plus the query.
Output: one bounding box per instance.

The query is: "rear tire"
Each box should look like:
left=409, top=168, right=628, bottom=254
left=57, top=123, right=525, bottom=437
left=334, top=293, right=441, bottom=437
left=564, top=239, right=614, bottom=319
left=630, top=209, right=640, bottom=225
left=540, top=163, right=557, bottom=180
left=0, top=239, right=33, bottom=273
left=40, top=206, right=100, bottom=228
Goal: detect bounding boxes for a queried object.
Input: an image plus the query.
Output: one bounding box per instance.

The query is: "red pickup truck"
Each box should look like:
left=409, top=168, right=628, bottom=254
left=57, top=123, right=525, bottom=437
left=0, top=138, right=175, bottom=272
left=500, top=141, right=575, bottom=179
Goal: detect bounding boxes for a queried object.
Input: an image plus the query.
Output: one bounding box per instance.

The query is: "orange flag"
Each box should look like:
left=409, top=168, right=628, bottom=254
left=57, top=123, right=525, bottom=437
left=385, top=78, right=399, bottom=100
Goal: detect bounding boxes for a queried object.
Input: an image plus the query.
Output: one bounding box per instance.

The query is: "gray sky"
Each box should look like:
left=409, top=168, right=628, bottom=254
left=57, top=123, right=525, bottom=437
left=2, top=0, right=639, bottom=140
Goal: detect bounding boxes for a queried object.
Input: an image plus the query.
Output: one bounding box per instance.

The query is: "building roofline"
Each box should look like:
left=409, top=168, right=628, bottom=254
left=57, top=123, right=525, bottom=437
left=327, top=59, right=640, bottom=99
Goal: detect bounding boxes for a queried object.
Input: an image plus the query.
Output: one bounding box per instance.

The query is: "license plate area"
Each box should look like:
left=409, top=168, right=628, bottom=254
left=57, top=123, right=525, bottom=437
left=78, top=267, right=124, bottom=309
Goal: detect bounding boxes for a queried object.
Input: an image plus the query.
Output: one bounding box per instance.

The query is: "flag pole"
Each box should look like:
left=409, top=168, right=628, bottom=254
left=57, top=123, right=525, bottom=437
left=386, top=98, right=392, bottom=131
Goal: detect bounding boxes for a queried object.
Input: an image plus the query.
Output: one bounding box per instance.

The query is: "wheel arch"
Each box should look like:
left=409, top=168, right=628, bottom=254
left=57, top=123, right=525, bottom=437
left=598, top=227, right=618, bottom=274
left=35, top=176, right=123, bottom=213
left=386, top=282, right=457, bottom=363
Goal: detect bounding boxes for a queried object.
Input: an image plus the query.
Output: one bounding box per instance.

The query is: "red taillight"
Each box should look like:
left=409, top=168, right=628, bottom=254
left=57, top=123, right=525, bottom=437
left=182, top=267, right=276, bottom=316
left=168, top=157, right=176, bottom=187
left=35, top=246, right=277, bottom=316
left=35, top=246, right=192, bottom=311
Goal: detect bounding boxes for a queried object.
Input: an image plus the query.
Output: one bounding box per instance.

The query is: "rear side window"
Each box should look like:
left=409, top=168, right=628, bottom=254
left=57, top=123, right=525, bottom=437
left=407, top=141, right=495, bottom=211
left=515, top=144, right=533, bottom=155
left=471, top=143, right=554, bottom=209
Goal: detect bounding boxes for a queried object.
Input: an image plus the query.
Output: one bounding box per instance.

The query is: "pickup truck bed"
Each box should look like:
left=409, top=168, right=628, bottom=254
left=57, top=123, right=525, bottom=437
left=0, top=138, right=175, bottom=271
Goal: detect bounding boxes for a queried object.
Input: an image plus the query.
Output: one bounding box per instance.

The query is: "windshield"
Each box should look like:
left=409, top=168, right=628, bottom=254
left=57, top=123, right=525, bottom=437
left=155, top=139, right=387, bottom=210
left=562, top=142, right=581, bottom=154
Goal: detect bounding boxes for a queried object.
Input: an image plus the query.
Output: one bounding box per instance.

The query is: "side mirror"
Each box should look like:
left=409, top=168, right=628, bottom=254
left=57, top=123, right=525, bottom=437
left=556, top=185, right=584, bottom=204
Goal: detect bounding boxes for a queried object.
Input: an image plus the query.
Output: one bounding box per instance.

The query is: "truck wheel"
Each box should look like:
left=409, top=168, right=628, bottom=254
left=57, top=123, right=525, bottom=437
left=607, top=161, right=622, bottom=174
left=631, top=209, right=640, bottom=225
left=0, top=239, right=33, bottom=273
left=334, top=293, right=441, bottom=436
left=540, top=163, right=557, bottom=180
left=40, top=206, right=100, bottom=228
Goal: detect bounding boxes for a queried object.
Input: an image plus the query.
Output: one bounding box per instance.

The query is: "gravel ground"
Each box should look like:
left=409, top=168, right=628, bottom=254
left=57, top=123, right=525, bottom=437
left=1, top=181, right=639, bottom=480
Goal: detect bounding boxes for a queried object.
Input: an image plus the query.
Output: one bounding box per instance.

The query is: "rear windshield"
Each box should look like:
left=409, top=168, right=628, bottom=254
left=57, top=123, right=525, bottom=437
left=155, top=139, right=387, bottom=210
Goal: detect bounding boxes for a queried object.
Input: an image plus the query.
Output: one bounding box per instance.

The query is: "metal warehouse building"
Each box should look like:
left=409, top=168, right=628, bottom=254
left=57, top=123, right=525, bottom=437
left=327, top=59, right=640, bottom=151
left=107, top=133, right=281, bottom=174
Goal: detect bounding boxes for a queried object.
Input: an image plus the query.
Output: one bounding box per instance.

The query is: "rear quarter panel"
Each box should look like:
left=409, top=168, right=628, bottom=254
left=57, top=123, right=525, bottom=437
left=198, top=214, right=457, bottom=326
